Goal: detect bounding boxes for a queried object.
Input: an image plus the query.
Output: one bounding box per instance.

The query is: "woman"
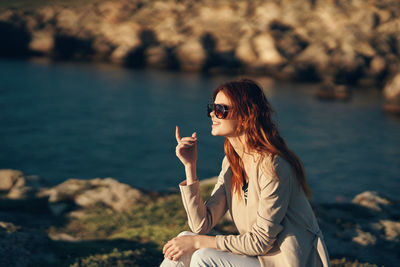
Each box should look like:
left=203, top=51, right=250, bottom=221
left=160, top=79, right=330, bottom=267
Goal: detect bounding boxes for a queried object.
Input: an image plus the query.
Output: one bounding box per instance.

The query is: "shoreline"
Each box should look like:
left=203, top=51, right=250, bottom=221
left=0, top=169, right=398, bottom=266
left=0, top=0, right=399, bottom=89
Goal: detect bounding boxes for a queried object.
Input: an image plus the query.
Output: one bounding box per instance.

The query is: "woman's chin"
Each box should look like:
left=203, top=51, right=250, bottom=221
left=211, top=129, right=219, bottom=136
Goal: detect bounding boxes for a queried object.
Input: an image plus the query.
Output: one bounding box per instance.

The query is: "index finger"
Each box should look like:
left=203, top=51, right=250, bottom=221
left=175, top=125, right=181, bottom=142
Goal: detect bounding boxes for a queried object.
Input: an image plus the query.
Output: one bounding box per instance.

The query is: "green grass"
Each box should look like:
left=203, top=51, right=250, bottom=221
left=37, top=182, right=381, bottom=266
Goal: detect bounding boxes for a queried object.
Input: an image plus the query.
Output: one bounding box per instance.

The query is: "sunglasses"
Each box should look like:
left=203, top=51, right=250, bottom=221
left=207, top=103, right=230, bottom=119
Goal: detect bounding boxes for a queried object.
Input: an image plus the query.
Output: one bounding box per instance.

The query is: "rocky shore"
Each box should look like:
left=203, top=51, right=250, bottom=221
left=0, top=169, right=398, bottom=266
left=1, top=0, right=400, bottom=110
left=0, top=0, right=399, bottom=87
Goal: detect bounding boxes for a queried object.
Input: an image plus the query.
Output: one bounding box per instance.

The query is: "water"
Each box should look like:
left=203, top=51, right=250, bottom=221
left=1, top=58, right=399, bottom=203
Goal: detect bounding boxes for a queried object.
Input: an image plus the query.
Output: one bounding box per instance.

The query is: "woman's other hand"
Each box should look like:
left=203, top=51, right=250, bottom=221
left=163, top=235, right=196, bottom=261
left=175, top=126, right=197, bottom=167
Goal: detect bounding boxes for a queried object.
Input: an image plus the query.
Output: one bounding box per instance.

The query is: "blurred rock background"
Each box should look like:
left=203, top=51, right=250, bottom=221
left=0, top=0, right=399, bottom=89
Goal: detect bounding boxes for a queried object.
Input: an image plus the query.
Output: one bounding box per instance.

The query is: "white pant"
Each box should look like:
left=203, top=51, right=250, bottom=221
left=159, top=231, right=261, bottom=267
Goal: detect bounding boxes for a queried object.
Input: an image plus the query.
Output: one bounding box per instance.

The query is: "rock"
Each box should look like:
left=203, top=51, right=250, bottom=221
left=100, top=21, right=141, bottom=48
left=74, top=178, right=144, bottom=212
left=0, top=221, right=20, bottom=232
left=37, top=6, right=58, bottom=24
left=235, top=38, right=257, bottom=66
left=314, top=190, right=399, bottom=267
left=252, top=33, right=286, bottom=66
left=48, top=232, right=78, bottom=242
left=352, top=191, right=392, bottom=212
left=55, top=8, right=81, bottom=34
left=352, top=229, right=377, bottom=246
left=369, top=56, right=386, bottom=75
left=145, top=45, right=168, bottom=68
left=96, top=0, right=137, bottom=24
left=315, top=81, right=351, bottom=101
left=379, top=220, right=400, bottom=241
left=383, top=73, right=400, bottom=113
left=174, top=39, right=206, bottom=71
left=39, top=179, right=88, bottom=203
left=0, top=222, right=56, bottom=266
left=292, top=43, right=330, bottom=81
left=6, top=174, right=48, bottom=200
left=253, top=3, right=281, bottom=30
left=0, top=169, right=24, bottom=192
left=29, top=28, right=54, bottom=54
left=153, top=16, right=184, bottom=47
left=40, top=178, right=147, bottom=213
left=355, top=42, right=376, bottom=58
left=100, top=21, right=141, bottom=64
left=269, top=20, right=308, bottom=60
left=0, top=0, right=399, bottom=85
left=110, top=45, right=135, bottom=64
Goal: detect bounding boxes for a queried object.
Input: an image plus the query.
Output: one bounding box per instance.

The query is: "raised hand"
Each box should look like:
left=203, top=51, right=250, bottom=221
left=175, top=126, right=197, bottom=167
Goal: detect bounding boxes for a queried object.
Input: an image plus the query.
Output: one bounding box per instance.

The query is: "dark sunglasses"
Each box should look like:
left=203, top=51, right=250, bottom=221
left=207, top=103, right=230, bottom=119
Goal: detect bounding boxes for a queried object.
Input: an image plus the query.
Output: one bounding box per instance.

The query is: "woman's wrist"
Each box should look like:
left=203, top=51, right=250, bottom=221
left=184, top=163, right=197, bottom=184
left=193, top=235, right=217, bottom=250
left=193, top=235, right=201, bottom=250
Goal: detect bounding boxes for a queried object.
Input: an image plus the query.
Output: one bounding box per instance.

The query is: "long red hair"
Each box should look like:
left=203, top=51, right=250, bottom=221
left=212, top=78, right=312, bottom=198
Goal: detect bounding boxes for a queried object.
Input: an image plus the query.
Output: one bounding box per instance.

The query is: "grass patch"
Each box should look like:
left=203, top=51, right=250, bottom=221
left=49, top=193, right=189, bottom=247
left=42, top=182, right=381, bottom=266
left=43, top=182, right=236, bottom=266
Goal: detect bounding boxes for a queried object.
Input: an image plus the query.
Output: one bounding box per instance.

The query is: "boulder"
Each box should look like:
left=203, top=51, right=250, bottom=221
left=96, top=0, right=137, bottom=24
left=145, top=45, right=168, bottom=68
left=174, top=39, right=206, bottom=71
left=269, top=20, right=308, bottom=60
left=354, top=42, right=376, bottom=58
left=0, top=169, right=24, bottom=192
left=110, top=45, right=136, bottom=64
left=29, top=28, right=54, bottom=54
left=352, top=191, right=392, bottom=212
left=253, top=3, right=281, bottom=30
left=153, top=16, right=183, bottom=47
left=315, top=191, right=399, bottom=266
left=352, top=229, right=377, bottom=246
left=100, top=21, right=141, bottom=48
left=40, top=178, right=147, bottom=213
left=315, top=81, right=351, bottom=101
left=100, top=21, right=142, bottom=64
left=55, top=8, right=82, bottom=35
left=381, top=220, right=400, bottom=241
left=369, top=56, right=387, bottom=75
left=383, top=73, right=400, bottom=113
left=6, top=174, right=47, bottom=200
left=292, top=43, right=330, bottom=81
left=37, top=6, right=58, bottom=24
left=235, top=38, right=257, bottom=66
left=252, top=33, right=286, bottom=66
left=74, top=178, right=144, bottom=212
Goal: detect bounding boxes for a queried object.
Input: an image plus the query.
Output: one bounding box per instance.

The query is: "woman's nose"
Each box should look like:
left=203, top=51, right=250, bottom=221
left=210, top=110, right=215, bottom=118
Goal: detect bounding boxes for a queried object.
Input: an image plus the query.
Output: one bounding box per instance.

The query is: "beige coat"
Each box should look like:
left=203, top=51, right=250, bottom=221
left=180, top=155, right=330, bottom=267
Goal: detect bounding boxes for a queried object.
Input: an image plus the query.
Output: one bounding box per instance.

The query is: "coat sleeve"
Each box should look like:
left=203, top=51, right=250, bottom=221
left=179, top=157, right=229, bottom=234
left=215, top=156, right=292, bottom=256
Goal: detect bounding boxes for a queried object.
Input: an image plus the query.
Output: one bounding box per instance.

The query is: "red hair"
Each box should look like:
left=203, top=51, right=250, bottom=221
left=212, top=78, right=312, bottom=198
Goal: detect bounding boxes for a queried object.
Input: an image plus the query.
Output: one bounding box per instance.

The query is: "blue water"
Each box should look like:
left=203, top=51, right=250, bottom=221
left=1, top=58, right=399, bottom=203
